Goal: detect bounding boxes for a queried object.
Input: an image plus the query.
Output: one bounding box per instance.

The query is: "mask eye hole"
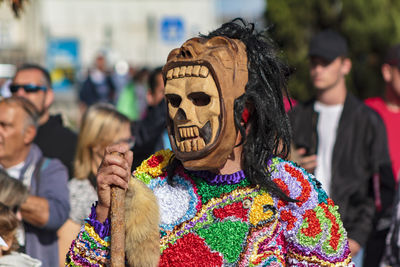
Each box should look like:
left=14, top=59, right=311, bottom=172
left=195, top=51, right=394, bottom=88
left=166, top=94, right=182, bottom=108
left=188, top=92, right=210, bottom=106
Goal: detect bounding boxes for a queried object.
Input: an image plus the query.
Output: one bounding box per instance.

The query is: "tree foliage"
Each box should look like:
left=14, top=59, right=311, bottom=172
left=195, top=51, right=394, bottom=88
left=266, top=0, right=400, bottom=101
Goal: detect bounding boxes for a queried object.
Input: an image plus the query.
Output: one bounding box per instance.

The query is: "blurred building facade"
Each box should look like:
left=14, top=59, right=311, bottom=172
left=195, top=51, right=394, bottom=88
left=0, top=0, right=266, bottom=68
left=0, top=1, right=43, bottom=67
left=1, top=0, right=219, bottom=69
left=0, top=0, right=264, bottom=128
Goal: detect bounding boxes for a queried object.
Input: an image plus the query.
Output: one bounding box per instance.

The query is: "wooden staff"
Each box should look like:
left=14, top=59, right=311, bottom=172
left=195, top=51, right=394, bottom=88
left=110, top=152, right=126, bottom=267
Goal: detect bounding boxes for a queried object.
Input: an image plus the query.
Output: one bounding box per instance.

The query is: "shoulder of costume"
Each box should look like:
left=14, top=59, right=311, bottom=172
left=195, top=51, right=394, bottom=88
left=268, top=157, right=332, bottom=208
left=134, top=149, right=175, bottom=184
left=269, top=157, right=346, bottom=236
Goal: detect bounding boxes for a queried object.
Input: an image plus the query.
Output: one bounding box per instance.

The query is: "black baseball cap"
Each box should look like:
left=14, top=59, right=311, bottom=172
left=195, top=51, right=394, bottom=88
left=308, top=29, right=348, bottom=62
left=384, top=44, right=400, bottom=68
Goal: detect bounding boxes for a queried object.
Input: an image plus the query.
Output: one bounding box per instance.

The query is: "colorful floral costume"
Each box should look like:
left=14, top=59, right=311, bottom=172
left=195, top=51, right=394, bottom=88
left=66, top=150, right=353, bottom=266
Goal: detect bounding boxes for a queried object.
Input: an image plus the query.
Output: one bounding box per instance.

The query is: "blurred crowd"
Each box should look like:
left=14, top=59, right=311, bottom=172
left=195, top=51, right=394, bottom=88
left=0, top=27, right=399, bottom=267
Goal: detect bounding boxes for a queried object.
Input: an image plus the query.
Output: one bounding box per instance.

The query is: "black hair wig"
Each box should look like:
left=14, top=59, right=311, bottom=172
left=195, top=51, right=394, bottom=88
left=167, top=19, right=293, bottom=202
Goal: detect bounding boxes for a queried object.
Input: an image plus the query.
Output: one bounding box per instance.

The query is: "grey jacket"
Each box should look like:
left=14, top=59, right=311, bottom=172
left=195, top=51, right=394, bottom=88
left=16, top=144, right=70, bottom=267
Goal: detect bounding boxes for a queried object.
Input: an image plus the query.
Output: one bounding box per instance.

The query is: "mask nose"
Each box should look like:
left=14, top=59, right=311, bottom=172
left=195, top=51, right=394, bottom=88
left=176, top=108, right=187, bottom=121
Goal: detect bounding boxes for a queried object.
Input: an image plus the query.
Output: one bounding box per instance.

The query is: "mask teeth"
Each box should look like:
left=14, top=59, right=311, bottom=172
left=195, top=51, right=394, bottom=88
left=166, top=65, right=209, bottom=80
left=184, top=140, right=192, bottom=152
left=192, top=65, right=200, bottom=76
left=176, top=126, right=206, bottom=152
left=192, top=139, right=198, bottom=151
left=177, top=138, right=206, bottom=152
left=179, top=66, right=186, bottom=77
left=197, top=138, right=205, bottom=150
left=177, top=141, right=184, bottom=152
left=193, top=127, right=199, bottom=136
left=199, top=66, right=209, bottom=77
left=173, top=68, right=180, bottom=78
left=185, top=66, right=193, bottom=76
left=178, top=126, right=200, bottom=139
left=166, top=69, right=173, bottom=79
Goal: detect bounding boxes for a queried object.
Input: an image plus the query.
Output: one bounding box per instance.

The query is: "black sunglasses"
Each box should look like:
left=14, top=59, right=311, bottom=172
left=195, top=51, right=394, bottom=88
left=9, top=84, right=47, bottom=93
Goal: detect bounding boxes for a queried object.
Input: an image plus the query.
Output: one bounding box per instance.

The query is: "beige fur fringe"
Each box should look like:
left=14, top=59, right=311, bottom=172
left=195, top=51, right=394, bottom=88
left=125, top=177, right=160, bottom=266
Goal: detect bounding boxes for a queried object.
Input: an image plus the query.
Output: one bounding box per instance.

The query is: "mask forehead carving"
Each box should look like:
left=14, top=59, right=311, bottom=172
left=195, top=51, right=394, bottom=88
left=163, top=36, right=248, bottom=170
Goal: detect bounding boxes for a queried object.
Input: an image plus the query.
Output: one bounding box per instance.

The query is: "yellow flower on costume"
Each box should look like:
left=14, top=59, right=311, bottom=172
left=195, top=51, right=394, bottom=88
left=136, top=150, right=173, bottom=178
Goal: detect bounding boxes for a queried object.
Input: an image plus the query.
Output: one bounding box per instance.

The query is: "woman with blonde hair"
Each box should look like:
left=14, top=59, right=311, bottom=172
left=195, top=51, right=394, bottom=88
left=58, top=103, right=132, bottom=266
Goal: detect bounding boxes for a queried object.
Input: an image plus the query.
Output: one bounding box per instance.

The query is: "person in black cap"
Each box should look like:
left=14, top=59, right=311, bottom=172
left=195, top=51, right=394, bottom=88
left=366, top=44, right=400, bottom=267
left=288, top=29, right=394, bottom=266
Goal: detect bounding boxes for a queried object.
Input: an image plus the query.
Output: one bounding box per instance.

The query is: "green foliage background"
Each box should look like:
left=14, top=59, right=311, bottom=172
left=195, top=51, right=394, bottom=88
left=265, top=0, right=400, bottom=101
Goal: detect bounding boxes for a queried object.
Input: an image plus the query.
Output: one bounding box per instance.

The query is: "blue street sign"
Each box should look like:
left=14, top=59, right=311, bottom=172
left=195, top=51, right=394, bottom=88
left=161, top=17, right=185, bottom=43
left=46, top=38, right=80, bottom=91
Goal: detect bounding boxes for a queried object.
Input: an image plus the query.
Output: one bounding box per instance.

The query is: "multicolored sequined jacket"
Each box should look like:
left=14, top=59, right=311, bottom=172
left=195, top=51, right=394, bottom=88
left=66, top=150, right=354, bottom=266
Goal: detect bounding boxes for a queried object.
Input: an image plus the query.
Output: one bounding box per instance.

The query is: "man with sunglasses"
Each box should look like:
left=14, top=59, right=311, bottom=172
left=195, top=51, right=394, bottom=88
left=11, top=64, right=77, bottom=179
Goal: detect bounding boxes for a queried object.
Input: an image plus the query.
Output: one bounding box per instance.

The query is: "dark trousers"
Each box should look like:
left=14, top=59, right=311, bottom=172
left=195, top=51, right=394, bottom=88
left=363, top=228, right=389, bottom=267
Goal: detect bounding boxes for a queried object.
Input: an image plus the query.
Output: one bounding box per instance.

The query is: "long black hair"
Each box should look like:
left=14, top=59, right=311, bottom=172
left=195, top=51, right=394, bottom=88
left=167, top=19, right=293, bottom=201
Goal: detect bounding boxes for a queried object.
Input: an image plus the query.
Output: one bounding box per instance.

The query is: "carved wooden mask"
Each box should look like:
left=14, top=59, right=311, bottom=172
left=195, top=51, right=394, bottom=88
left=163, top=36, right=248, bottom=170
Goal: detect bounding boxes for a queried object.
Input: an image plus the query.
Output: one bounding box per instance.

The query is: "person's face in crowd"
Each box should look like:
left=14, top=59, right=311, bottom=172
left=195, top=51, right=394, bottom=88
left=91, top=122, right=132, bottom=175
left=149, top=73, right=165, bottom=107
left=12, top=69, right=54, bottom=115
left=382, top=64, right=400, bottom=98
left=112, top=123, right=133, bottom=147
left=310, top=56, right=351, bottom=91
left=0, top=103, right=35, bottom=167
left=95, top=55, right=107, bottom=72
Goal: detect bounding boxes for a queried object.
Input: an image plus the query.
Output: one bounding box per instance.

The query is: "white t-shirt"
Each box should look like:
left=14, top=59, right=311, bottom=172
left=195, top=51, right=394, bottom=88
left=314, top=101, right=343, bottom=195
left=3, top=161, right=25, bottom=179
